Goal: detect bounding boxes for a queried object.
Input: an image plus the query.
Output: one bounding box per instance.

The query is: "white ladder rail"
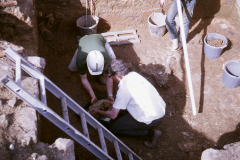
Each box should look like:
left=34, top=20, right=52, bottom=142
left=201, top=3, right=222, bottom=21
left=0, top=76, right=113, bottom=160
left=2, top=47, right=142, bottom=160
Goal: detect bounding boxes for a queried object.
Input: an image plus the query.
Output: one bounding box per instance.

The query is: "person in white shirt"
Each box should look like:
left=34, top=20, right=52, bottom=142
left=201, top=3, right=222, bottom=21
left=91, top=59, right=166, bottom=148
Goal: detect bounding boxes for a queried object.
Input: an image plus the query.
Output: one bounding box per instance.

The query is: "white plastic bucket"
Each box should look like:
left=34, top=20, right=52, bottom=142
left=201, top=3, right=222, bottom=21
left=76, top=15, right=99, bottom=36
left=204, top=33, right=228, bottom=59
left=148, top=13, right=166, bottom=37
left=222, top=61, right=240, bottom=88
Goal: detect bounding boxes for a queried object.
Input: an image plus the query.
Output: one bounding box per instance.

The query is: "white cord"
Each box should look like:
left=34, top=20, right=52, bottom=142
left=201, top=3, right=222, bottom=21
left=90, top=0, right=92, bottom=26
left=86, top=0, right=87, bottom=26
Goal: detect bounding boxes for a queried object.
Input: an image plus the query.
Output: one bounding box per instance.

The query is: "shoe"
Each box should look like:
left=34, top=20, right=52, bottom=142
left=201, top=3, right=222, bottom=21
left=171, top=42, right=183, bottom=51
left=171, top=38, right=178, bottom=51
left=144, top=130, right=161, bottom=148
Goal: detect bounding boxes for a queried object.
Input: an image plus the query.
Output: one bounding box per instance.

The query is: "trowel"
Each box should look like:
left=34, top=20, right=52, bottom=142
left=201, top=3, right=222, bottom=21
left=220, top=23, right=234, bottom=35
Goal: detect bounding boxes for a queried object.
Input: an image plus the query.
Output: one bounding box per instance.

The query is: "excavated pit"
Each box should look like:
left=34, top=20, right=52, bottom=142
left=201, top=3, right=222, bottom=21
left=0, top=0, right=240, bottom=159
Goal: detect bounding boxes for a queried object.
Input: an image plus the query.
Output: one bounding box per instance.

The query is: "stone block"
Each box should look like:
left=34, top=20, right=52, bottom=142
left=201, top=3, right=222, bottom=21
left=53, top=138, right=75, bottom=160
left=21, top=76, right=39, bottom=99
left=201, top=142, right=240, bottom=160
left=8, top=107, right=38, bottom=145
left=7, top=98, right=17, bottom=108
left=25, top=56, right=46, bottom=69
left=0, top=115, right=8, bottom=128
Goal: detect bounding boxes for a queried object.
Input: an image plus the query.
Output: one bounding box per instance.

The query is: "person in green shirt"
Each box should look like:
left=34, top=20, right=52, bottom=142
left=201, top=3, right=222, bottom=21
left=68, top=34, right=116, bottom=104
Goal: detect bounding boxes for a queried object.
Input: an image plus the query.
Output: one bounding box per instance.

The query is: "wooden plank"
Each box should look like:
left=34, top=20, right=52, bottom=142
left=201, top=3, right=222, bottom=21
left=102, top=30, right=140, bottom=46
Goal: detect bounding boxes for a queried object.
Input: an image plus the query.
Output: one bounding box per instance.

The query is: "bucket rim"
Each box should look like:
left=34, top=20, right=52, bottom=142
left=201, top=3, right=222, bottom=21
left=223, top=60, right=240, bottom=78
left=76, top=15, right=99, bottom=29
left=204, top=33, right=228, bottom=49
left=148, top=12, right=166, bottom=27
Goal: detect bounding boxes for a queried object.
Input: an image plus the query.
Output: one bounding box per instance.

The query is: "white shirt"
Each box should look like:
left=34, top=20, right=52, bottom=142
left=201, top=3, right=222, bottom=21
left=113, top=72, right=166, bottom=124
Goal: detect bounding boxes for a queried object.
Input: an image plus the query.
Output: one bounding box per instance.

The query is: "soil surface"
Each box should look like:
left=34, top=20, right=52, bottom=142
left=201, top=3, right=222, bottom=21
left=207, top=38, right=225, bottom=47
left=34, top=0, right=240, bottom=159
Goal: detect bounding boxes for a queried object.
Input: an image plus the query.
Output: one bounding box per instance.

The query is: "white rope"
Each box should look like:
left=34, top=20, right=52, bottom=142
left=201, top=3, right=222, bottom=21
left=176, top=0, right=197, bottom=115
left=90, top=0, right=92, bottom=26
left=91, top=0, right=92, bottom=17
left=86, top=0, right=87, bottom=26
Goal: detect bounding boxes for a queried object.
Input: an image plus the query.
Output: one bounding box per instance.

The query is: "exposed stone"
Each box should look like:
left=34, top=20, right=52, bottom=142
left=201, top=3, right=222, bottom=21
left=25, top=56, right=46, bottom=73
left=0, top=56, right=15, bottom=82
left=15, top=107, right=37, bottom=145
left=201, top=141, right=240, bottom=160
left=0, top=41, right=25, bottom=56
left=22, top=76, right=39, bottom=99
left=53, top=138, right=75, bottom=160
left=7, top=98, right=17, bottom=108
left=25, top=56, right=46, bottom=69
left=0, top=1, right=17, bottom=8
left=0, top=115, right=8, bottom=128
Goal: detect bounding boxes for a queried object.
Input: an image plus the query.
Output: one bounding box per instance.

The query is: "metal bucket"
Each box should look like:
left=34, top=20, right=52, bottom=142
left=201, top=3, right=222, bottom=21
left=222, top=61, right=240, bottom=88
left=204, top=33, right=228, bottom=59
left=76, top=15, right=99, bottom=36
left=148, top=13, right=166, bottom=37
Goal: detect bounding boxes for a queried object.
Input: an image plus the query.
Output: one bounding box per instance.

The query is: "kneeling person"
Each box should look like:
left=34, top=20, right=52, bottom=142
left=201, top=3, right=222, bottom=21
left=91, top=60, right=166, bottom=148
left=69, top=34, right=116, bottom=104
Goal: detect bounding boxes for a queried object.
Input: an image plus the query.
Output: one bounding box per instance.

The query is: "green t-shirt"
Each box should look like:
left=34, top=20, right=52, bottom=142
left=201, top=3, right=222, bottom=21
left=76, top=34, right=111, bottom=75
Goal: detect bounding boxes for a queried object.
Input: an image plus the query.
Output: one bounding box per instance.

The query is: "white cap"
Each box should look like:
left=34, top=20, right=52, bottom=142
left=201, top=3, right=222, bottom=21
left=87, top=50, right=104, bottom=75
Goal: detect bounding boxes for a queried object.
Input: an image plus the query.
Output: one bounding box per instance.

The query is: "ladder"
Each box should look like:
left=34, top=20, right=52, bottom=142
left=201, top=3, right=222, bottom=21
left=0, top=47, right=142, bottom=160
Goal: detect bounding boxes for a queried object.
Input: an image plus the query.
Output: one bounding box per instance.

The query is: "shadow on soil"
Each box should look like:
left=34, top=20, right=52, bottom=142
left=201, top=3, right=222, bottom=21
left=188, top=0, right=221, bottom=113
left=1, top=0, right=237, bottom=159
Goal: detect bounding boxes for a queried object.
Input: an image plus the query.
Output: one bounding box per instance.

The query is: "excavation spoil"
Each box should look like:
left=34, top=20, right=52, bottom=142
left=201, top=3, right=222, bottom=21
left=207, top=37, right=225, bottom=47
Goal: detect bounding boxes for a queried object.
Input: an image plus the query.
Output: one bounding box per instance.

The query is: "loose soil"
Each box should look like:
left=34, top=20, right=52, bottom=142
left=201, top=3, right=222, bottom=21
left=207, top=38, right=225, bottom=47
left=33, top=0, right=240, bottom=159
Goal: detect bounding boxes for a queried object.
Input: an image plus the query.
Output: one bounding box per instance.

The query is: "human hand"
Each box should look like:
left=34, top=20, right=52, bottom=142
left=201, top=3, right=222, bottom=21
left=91, top=109, right=100, bottom=118
left=91, top=97, right=98, bottom=104
left=159, top=0, right=165, bottom=7
left=107, top=96, right=114, bottom=102
left=104, top=99, right=114, bottom=105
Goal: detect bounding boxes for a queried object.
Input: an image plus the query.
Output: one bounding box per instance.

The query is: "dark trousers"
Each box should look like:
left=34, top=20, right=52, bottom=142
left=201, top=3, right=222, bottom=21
left=108, top=113, right=163, bottom=137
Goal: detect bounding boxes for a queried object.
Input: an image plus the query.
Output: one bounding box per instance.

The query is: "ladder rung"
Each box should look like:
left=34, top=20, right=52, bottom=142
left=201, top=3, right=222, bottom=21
left=80, top=113, right=90, bottom=139
left=15, top=57, right=21, bottom=86
left=61, top=97, right=69, bottom=123
left=98, top=127, right=108, bottom=154
left=2, top=47, right=142, bottom=160
left=39, top=77, right=47, bottom=105
left=128, top=153, right=134, bottom=160
left=114, top=141, right=122, bottom=160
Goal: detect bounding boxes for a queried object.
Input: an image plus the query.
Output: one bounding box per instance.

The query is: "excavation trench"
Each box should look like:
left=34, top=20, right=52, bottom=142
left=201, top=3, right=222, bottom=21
left=1, top=0, right=240, bottom=159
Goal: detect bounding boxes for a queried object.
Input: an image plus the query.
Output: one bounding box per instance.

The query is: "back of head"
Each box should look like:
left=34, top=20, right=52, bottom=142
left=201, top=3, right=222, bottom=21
left=87, top=50, right=104, bottom=75
left=110, top=59, right=129, bottom=77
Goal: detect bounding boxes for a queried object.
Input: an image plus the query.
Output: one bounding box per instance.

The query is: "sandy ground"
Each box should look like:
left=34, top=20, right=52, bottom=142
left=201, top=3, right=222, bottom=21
left=34, top=0, right=240, bottom=159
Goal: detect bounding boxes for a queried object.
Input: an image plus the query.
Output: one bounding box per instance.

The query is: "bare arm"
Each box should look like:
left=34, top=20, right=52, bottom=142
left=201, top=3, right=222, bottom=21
left=106, top=74, right=114, bottom=102
left=80, top=74, right=97, bottom=104
left=92, top=107, right=120, bottom=119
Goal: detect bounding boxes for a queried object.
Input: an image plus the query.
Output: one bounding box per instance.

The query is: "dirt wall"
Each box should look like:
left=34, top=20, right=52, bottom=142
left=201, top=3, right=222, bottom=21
left=0, top=0, right=38, bottom=56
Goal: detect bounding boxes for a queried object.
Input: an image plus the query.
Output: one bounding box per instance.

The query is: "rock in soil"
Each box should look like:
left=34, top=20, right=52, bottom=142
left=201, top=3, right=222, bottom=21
left=88, top=99, right=111, bottom=113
